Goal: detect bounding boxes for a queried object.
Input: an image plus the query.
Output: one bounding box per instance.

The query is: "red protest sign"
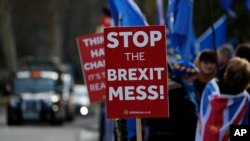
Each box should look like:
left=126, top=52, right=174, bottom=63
left=77, top=33, right=106, bottom=103
left=104, top=26, right=168, bottom=118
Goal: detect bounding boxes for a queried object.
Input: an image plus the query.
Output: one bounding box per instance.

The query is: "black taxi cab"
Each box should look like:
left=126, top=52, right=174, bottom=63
left=7, top=70, right=65, bottom=125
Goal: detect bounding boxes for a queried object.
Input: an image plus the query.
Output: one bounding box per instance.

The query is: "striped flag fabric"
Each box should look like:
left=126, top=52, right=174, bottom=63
left=196, top=79, right=250, bottom=141
left=196, top=15, right=227, bottom=52
left=219, top=0, right=236, bottom=18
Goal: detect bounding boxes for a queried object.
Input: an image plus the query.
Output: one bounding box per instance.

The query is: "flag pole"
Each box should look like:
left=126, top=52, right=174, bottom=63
left=208, top=0, right=219, bottom=68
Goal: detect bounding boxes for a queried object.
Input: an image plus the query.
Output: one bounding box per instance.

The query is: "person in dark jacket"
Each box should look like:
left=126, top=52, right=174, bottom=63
left=217, top=44, right=234, bottom=80
left=235, top=43, right=250, bottom=93
left=145, top=62, right=199, bottom=141
left=235, top=43, right=250, bottom=62
left=218, top=43, right=250, bottom=93
left=194, top=50, right=217, bottom=103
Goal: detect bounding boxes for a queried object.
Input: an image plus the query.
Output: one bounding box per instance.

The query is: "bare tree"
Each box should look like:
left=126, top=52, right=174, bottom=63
left=0, top=0, right=17, bottom=75
left=48, top=0, right=70, bottom=62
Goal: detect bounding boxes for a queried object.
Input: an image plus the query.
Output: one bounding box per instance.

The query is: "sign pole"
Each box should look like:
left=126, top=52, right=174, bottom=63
left=113, top=119, right=120, bottom=140
left=136, top=118, right=142, bottom=141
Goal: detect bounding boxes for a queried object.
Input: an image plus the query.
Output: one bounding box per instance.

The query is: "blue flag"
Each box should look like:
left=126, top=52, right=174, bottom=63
left=108, top=0, right=119, bottom=26
left=197, top=15, right=227, bottom=52
left=166, top=0, right=196, bottom=63
left=247, top=0, right=250, bottom=9
left=108, top=0, right=148, bottom=26
left=126, top=119, right=136, bottom=139
left=219, top=0, right=236, bottom=18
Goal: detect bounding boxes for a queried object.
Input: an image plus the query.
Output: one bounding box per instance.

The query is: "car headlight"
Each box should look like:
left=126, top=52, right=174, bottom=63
left=51, top=95, right=59, bottom=103
left=80, top=106, right=88, bottom=116
left=52, top=104, right=59, bottom=112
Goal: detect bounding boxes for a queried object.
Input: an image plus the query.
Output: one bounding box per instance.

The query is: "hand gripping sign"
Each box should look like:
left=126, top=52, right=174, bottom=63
left=77, top=33, right=106, bottom=103
left=104, top=26, right=169, bottom=118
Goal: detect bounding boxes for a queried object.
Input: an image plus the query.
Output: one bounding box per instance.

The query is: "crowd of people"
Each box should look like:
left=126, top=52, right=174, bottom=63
left=99, top=43, right=250, bottom=141
left=148, top=43, right=250, bottom=141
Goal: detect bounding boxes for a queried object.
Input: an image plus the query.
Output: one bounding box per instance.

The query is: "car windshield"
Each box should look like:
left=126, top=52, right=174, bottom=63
left=74, top=85, right=88, bottom=97
left=13, top=78, right=56, bottom=93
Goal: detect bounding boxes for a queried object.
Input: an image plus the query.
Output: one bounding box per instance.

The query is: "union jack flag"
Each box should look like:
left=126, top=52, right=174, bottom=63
left=195, top=78, right=250, bottom=141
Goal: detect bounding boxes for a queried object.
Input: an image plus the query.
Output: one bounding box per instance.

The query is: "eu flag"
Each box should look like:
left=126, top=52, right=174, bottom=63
left=166, top=0, right=196, bottom=63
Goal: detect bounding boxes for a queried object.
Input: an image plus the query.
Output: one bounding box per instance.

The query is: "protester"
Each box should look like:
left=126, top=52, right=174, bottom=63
left=172, top=61, right=200, bottom=115
left=145, top=61, right=199, bottom=141
left=217, top=44, right=234, bottom=79
left=114, top=118, right=136, bottom=141
left=235, top=43, right=250, bottom=62
left=195, top=57, right=250, bottom=141
left=194, top=50, right=217, bottom=102
left=235, top=43, right=250, bottom=93
left=217, top=44, right=234, bottom=65
left=99, top=101, right=115, bottom=141
left=97, top=6, right=114, bottom=141
left=95, top=6, right=112, bottom=33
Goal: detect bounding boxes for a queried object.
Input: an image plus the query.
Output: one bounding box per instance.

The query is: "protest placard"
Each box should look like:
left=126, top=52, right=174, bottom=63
left=105, top=26, right=168, bottom=118
left=77, top=33, right=106, bottom=103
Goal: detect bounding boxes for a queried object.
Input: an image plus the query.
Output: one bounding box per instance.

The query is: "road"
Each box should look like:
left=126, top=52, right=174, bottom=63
left=0, top=104, right=101, bottom=141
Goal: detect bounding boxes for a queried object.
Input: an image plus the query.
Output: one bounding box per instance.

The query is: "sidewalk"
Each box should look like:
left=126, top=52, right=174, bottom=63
left=0, top=96, right=7, bottom=125
left=0, top=106, right=6, bottom=125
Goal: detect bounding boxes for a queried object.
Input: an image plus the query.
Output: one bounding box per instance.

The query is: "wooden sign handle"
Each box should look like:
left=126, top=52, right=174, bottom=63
left=136, top=118, right=142, bottom=141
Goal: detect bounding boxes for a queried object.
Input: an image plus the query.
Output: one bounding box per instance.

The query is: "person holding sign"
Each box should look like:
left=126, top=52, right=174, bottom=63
left=146, top=62, right=199, bottom=141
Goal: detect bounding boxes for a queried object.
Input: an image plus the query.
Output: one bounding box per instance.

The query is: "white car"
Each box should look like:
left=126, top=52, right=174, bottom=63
left=73, top=84, right=91, bottom=116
